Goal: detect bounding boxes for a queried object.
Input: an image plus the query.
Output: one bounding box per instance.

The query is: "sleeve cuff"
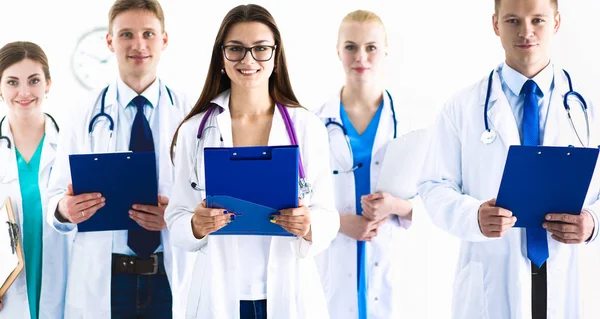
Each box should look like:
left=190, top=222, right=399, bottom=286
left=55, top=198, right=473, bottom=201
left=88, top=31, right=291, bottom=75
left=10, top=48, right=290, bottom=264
left=52, top=214, right=77, bottom=234
left=178, top=214, right=208, bottom=252
left=584, top=208, right=599, bottom=243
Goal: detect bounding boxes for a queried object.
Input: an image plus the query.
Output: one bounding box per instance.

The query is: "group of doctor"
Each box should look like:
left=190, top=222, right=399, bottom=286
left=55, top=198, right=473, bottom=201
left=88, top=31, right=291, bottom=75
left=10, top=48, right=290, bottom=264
left=1, top=0, right=599, bottom=318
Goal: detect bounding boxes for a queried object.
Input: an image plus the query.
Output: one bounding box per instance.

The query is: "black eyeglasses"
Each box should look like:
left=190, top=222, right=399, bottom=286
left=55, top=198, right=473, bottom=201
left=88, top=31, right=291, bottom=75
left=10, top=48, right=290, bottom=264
left=221, top=45, right=276, bottom=62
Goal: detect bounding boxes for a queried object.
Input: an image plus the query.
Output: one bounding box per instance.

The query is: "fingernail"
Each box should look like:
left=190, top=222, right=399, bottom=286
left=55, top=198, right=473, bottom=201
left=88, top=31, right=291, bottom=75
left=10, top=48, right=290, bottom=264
left=132, top=205, right=137, bottom=210
left=223, top=210, right=228, bottom=214
left=129, top=211, right=134, bottom=215
left=230, top=214, right=236, bottom=221
left=542, top=223, right=547, bottom=229
left=97, top=194, right=102, bottom=198
left=101, top=197, right=106, bottom=202
left=546, top=215, right=551, bottom=220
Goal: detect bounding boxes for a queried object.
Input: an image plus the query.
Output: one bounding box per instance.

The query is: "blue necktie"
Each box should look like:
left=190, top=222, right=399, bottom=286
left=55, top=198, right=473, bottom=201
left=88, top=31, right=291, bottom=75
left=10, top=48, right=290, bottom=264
left=522, top=80, right=549, bottom=268
left=127, top=95, right=160, bottom=259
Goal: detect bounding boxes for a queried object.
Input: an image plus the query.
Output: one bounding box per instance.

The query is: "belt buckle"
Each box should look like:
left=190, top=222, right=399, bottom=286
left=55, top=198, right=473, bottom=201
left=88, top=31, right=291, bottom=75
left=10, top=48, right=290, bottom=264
left=139, top=254, right=158, bottom=275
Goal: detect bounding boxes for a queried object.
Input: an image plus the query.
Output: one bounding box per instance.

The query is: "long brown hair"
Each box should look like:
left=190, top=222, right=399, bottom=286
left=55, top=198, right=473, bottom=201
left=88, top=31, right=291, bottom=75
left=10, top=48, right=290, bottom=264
left=170, top=4, right=301, bottom=160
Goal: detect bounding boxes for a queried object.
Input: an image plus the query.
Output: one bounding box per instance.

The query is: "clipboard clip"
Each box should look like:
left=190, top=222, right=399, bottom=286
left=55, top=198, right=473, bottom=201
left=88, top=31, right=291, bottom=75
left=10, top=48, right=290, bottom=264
left=299, top=178, right=313, bottom=199
left=6, top=221, right=19, bottom=254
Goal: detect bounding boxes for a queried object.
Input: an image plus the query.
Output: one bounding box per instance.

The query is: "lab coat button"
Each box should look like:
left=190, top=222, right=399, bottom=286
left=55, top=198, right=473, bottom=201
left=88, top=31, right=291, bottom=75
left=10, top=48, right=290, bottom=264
left=374, top=262, right=379, bottom=267
left=347, top=273, right=352, bottom=278
left=375, top=161, right=380, bottom=165
left=374, top=297, right=379, bottom=301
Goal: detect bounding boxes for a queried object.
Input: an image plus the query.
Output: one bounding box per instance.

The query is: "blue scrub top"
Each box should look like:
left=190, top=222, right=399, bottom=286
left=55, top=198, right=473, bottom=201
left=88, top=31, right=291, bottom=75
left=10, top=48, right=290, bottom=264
left=340, top=102, right=383, bottom=319
left=16, top=134, right=45, bottom=319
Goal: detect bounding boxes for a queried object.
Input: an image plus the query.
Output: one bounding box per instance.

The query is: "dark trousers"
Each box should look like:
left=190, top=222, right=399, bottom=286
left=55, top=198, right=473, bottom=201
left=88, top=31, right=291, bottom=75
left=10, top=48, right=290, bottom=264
left=240, top=300, right=267, bottom=319
left=531, top=262, right=547, bottom=319
left=110, top=255, right=173, bottom=319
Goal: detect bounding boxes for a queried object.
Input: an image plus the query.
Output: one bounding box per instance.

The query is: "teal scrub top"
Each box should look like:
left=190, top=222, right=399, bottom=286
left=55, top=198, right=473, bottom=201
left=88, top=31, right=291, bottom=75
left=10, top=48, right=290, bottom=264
left=16, top=134, right=45, bottom=319
left=340, top=102, right=383, bottom=319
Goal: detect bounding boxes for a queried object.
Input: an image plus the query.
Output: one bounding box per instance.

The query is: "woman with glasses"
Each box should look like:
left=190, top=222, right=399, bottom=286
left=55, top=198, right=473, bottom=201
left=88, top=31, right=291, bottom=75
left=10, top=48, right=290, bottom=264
left=314, top=10, right=429, bottom=319
left=165, top=4, right=338, bottom=319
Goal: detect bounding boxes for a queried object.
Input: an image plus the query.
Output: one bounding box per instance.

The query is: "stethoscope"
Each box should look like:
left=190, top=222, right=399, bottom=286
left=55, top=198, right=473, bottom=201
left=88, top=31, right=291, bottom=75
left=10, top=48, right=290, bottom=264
left=481, top=69, right=590, bottom=147
left=0, top=113, right=59, bottom=149
left=0, top=113, right=60, bottom=183
left=325, top=90, right=397, bottom=174
left=188, top=102, right=313, bottom=199
left=88, top=84, right=173, bottom=151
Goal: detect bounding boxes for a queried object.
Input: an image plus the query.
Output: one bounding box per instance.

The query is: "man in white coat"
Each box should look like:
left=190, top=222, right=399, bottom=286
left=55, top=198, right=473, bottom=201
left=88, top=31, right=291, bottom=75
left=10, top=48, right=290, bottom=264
left=45, top=0, right=192, bottom=318
left=419, top=0, right=600, bottom=318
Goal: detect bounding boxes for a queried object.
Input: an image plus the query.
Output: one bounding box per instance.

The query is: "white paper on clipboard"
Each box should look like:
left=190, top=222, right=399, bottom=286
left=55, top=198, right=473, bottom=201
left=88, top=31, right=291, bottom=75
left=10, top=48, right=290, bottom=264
left=375, top=129, right=430, bottom=199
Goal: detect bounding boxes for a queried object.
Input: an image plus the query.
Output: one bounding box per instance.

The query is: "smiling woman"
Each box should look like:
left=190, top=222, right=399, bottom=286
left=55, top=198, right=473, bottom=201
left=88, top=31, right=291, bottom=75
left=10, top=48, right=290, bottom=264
left=165, top=4, right=339, bottom=319
left=0, top=41, right=69, bottom=319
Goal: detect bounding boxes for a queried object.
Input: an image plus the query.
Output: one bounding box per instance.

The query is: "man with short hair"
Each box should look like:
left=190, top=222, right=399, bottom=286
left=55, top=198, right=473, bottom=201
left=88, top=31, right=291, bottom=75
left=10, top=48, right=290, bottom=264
left=419, top=0, right=600, bottom=318
left=46, top=0, right=193, bottom=318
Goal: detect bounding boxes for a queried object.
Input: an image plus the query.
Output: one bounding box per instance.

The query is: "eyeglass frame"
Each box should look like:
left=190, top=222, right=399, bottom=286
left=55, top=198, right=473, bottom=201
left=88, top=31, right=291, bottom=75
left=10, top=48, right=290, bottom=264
left=221, top=45, right=277, bottom=62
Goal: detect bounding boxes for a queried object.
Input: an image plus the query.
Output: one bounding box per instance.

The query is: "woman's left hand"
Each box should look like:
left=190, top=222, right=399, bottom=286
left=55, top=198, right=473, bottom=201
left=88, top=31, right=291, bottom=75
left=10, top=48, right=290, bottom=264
left=361, top=192, right=413, bottom=221
left=272, top=198, right=312, bottom=241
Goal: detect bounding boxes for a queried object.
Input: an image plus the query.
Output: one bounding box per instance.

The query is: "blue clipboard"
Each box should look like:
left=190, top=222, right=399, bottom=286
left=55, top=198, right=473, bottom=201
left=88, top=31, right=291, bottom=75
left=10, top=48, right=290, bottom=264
left=69, top=152, right=158, bottom=232
left=204, top=145, right=299, bottom=236
left=496, top=145, right=599, bottom=228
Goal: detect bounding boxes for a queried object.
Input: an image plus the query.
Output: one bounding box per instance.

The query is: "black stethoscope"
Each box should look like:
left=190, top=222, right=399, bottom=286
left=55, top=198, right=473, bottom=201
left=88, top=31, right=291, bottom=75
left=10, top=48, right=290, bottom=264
left=325, top=90, right=397, bottom=174
left=0, top=113, right=60, bottom=149
left=87, top=85, right=173, bottom=151
left=481, top=69, right=590, bottom=147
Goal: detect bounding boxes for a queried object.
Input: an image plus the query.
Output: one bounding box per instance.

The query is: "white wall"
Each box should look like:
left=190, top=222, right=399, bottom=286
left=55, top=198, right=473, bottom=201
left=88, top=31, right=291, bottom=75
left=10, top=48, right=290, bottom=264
left=2, top=0, right=600, bottom=318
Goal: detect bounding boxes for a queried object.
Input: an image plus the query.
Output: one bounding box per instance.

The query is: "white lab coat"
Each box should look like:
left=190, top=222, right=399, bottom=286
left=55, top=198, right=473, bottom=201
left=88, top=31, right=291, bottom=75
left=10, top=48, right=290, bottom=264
left=165, top=90, right=340, bottom=319
left=418, top=65, right=600, bottom=319
left=45, top=79, right=194, bottom=319
left=314, top=89, right=437, bottom=319
left=0, top=114, right=72, bottom=319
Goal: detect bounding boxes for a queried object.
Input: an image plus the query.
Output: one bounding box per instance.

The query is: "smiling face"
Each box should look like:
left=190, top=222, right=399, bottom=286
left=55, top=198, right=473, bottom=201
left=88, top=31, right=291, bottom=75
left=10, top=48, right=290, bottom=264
left=0, top=58, right=50, bottom=117
left=107, top=8, right=168, bottom=80
left=493, top=0, right=560, bottom=75
left=222, top=22, right=276, bottom=91
left=337, top=21, right=387, bottom=85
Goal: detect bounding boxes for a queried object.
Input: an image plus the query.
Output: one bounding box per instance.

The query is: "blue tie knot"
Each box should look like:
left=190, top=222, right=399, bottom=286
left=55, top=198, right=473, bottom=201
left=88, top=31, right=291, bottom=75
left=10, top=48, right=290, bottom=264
left=132, top=95, right=148, bottom=111
left=522, top=79, right=539, bottom=96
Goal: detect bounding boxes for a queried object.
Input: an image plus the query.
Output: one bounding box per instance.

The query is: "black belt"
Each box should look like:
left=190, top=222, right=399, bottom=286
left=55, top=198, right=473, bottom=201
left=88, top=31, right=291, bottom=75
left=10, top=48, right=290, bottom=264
left=112, top=253, right=166, bottom=275
left=531, top=262, right=547, bottom=319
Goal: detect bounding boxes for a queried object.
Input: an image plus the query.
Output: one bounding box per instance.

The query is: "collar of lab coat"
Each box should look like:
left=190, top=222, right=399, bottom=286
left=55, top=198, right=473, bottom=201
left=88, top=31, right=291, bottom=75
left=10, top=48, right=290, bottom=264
left=317, top=88, right=401, bottom=155
left=481, top=63, right=572, bottom=147
left=208, top=89, right=291, bottom=147
left=1, top=112, right=59, bottom=181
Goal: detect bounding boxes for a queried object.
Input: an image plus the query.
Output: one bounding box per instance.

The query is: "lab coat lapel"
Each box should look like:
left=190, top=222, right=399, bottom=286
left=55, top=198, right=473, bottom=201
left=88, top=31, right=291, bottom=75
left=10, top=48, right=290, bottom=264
left=38, top=114, right=59, bottom=176
left=543, top=69, right=573, bottom=147
left=485, top=69, right=521, bottom=150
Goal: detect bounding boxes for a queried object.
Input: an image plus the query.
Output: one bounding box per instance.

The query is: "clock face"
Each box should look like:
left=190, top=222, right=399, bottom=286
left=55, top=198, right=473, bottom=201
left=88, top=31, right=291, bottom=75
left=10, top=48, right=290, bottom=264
left=71, top=27, right=116, bottom=90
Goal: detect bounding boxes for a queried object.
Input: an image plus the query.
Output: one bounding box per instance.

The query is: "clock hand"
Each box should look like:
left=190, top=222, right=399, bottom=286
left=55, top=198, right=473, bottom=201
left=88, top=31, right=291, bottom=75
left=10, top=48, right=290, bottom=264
left=82, top=52, right=109, bottom=63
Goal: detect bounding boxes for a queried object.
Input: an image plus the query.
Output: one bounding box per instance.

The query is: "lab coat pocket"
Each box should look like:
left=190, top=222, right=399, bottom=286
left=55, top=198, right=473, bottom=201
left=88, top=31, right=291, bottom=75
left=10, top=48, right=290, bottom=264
left=452, top=262, right=487, bottom=319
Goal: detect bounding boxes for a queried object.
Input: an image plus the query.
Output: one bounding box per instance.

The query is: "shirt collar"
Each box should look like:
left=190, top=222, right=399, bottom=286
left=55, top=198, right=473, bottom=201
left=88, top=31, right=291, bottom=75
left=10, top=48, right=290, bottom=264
left=116, top=77, right=160, bottom=109
left=501, top=61, right=554, bottom=98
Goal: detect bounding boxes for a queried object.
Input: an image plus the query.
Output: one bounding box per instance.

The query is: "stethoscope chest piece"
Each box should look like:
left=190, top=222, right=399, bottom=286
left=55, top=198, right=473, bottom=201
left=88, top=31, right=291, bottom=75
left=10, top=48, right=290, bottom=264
left=481, top=129, right=497, bottom=145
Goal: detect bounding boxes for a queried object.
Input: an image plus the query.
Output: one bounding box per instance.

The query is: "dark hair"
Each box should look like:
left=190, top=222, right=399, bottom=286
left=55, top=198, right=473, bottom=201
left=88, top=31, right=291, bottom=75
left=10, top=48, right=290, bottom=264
left=0, top=41, right=51, bottom=82
left=495, top=0, right=558, bottom=14
left=108, top=0, right=165, bottom=33
left=170, top=4, right=301, bottom=159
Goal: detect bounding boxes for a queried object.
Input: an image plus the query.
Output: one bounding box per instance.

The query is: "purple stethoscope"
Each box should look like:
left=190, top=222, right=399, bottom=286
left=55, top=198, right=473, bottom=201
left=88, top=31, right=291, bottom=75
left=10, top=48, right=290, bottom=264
left=188, top=102, right=312, bottom=198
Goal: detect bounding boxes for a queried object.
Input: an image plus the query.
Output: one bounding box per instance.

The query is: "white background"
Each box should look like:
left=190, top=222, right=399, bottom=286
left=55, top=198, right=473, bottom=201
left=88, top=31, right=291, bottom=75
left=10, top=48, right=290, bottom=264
left=2, top=0, right=600, bottom=317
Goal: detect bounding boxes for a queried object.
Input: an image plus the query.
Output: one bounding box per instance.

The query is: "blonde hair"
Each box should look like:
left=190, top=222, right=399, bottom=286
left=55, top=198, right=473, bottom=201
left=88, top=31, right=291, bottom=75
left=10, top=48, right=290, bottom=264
left=338, top=10, right=387, bottom=45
